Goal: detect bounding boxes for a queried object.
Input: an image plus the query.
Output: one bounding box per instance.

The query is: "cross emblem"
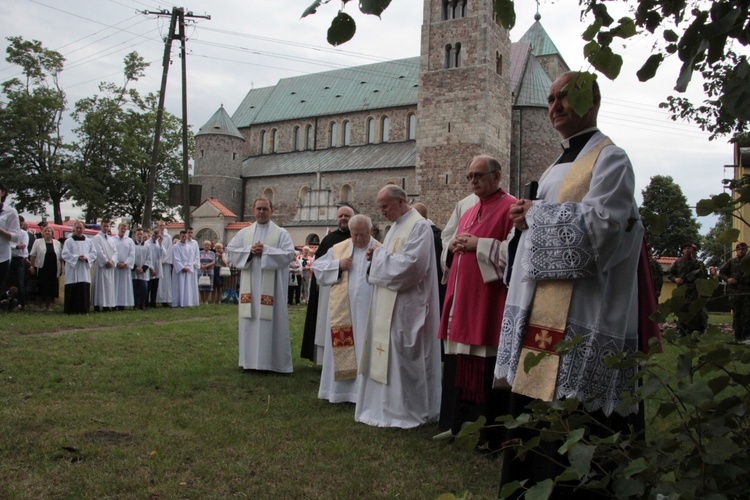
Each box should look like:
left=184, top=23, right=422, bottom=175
left=376, top=343, right=385, bottom=356
left=535, top=330, right=552, bottom=349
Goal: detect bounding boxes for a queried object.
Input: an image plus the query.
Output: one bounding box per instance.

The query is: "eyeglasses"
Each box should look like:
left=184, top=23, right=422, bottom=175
left=466, top=171, right=490, bottom=181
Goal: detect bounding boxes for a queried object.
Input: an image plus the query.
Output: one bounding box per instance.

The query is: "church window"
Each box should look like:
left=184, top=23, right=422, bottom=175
left=232, top=152, right=237, bottom=160
left=459, top=0, right=467, bottom=17
left=381, top=116, right=390, bottom=143
left=299, top=186, right=311, bottom=206
left=407, top=114, right=416, bottom=140
left=330, top=122, right=338, bottom=147
left=306, top=234, right=320, bottom=245
left=442, top=0, right=450, bottom=20
left=445, top=44, right=453, bottom=69
left=455, top=43, right=462, bottom=68
left=367, top=118, right=375, bottom=144
left=293, top=126, right=300, bottom=151
left=343, top=120, right=351, bottom=146
left=260, top=130, right=268, bottom=154
left=496, top=52, right=502, bottom=75
left=272, top=129, right=279, bottom=153
left=340, top=184, right=352, bottom=203
left=200, top=149, right=204, bottom=158
left=306, top=125, right=313, bottom=150
left=263, top=188, right=274, bottom=203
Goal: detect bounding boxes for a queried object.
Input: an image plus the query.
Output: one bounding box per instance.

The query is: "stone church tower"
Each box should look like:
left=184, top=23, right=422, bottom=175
left=193, top=106, right=245, bottom=218
left=417, top=0, right=513, bottom=223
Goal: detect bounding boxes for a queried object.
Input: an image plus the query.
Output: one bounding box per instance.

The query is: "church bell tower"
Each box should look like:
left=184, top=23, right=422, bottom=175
left=416, top=0, right=513, bottom=224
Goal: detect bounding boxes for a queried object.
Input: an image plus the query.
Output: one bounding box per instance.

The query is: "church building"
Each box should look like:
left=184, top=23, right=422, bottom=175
left=193, top=1, right=568, bottom=246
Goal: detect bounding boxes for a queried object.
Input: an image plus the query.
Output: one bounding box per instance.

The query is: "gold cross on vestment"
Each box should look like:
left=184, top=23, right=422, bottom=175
left=535, top=330, right=552, bottom=349
left=376, top=343, right=385, bottom=356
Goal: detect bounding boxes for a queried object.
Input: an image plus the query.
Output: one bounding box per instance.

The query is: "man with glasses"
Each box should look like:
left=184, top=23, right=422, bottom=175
left=437, top=155, right=516, bottom=447
left=720, top=242, right=750, bottom=343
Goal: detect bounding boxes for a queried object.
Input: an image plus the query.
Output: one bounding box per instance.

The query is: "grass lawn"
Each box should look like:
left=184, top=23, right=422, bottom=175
left=0, top=304, right=498, bottom=499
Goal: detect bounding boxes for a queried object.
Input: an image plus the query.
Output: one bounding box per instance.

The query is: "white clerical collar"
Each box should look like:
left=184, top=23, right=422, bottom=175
left=560, top=127, right=599, bottom=149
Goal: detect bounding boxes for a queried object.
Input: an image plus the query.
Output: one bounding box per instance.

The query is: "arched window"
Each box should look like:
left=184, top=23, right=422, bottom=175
left=262, top=188, right=274, bottom=204
left=306, top=234, right=320, bottom=245
left=367, top=118, right=375, bottom=144
left=340, top=184, right=352, bottom=203
left=442, top=0, right=450, bottom=20
left=455, top=42, right=462, bottom=68
left=445, top=44, right=453, bottom=69
left=306, top=124, right=314, bottom=150
left=459, top=0, right=467, bottom=18
left=298, top=186, right=311, bottom=206
left=272, top=129, right=278, bottom=153
left=293, top=126, right=300, bottom=151
left=195, top=228, right=219, bottom=244
left=343, top=120, right=351, bottom=146
left=381, top=116, right=390, bottom=143
left=330, top=122, right=338, bottom=147
left=407, top=114, right=416, bottom=140
left=496, top=52, right=502, bottom=75
left=260, top=130, right=268, bottom=154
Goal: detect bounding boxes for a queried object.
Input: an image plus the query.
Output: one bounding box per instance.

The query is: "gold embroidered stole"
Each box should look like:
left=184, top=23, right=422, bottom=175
left=512, top=138, right=613, bottom=401
left=368, top=209, right=423, bottom=384
left=329, top=239, right=381, bottom=380
left=239, top=223, right=279, bottom=320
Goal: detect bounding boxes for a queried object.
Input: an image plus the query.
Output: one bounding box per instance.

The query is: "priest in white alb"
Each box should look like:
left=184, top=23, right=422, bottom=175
left=112, top=222, right=135, bottom=310
left=227, top=198, right=296, bottom=373
left=91, top=220, right=117, bottom=312
left=313, top=214, right=380, bottom=403
left=171, top=230, right=199, bottom=308
left=355, top=185, right=441, bottom=428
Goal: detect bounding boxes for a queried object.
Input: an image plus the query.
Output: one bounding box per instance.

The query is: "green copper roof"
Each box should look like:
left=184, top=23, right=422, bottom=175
left=196, top=105, right=244, bottom=139
left=518, top=20, right=563, bottom=57
left=232, top=58, right=420, bottom=127
left=511, top=42, right=553, bottom=107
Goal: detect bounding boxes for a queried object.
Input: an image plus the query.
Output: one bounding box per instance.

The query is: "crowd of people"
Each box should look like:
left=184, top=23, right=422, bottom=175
left=0, top=209, right=232, bottom=314
left=2, top=71, right=734, bottom=496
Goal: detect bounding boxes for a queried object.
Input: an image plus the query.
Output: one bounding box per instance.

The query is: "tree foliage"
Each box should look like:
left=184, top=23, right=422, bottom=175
left=1, top=38, right=186, bottom=225
left=0, top=36, right=71, bottom=224
left=69, top=53, right=186, bottom=226
left=304, top=0, right=750, bottom=139
left=640, top=175, right=702, bottom=257
left=700, top=210, right=736, bottom=267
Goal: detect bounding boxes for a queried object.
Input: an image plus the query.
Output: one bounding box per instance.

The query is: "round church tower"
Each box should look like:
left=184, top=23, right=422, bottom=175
left=193, top=106, right=245, bottom=218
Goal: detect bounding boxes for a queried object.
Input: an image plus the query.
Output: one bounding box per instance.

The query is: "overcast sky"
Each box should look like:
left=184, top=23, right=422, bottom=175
left=2, top=0, right=739, bottom=233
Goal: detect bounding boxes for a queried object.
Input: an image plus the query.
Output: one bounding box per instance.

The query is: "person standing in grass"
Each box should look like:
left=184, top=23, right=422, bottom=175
left=91, top=220, right=117, bottom=313
left=171, top=230, right=198, bottom=308
left=720, top=241, right=750, bottom=343
left=131, top=228, right=152, bottom=311
left=61, top=221, right=96, bottom=315
left=112, top=222, right=135, bottom=311
left=0, top=181, right=21, bottom=298
left=227, top=198, right=296, bottom=373
left=145, top=230, right=164, bottom=309
left=355, top=186, right=441, bottom=428
left=313, top=214, right=380, bottom=404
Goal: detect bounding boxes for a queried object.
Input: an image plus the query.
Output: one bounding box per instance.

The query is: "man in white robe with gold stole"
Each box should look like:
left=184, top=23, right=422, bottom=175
left=313, top=214, right=379, bottom=403
left=494, top=71, right=654, bottom=497
left=355, top=186, right=441, bottom=428
left=227, top=198, right=295, bottom=373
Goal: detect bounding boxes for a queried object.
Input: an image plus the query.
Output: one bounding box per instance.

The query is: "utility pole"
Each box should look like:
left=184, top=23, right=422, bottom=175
left=141, top=7, right=210, bottom=230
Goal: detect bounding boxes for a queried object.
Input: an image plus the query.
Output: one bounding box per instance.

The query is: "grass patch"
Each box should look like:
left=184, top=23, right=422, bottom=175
left=0, top=304, right=498, bottom=498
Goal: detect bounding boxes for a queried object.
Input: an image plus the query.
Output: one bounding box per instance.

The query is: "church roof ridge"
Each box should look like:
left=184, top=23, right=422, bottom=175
left=196, top=105, right=244, bottom=140
left=205, top=197, right=238, bottom=218
left=517, top=19, right=564, bottom=58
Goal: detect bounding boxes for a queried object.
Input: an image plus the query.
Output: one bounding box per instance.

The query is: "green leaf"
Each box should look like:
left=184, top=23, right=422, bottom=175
left=676, top=380, right=713, bottom=407
left=613, top=477, right=645, bottom=497
left=565, top=74, right=596, bottom=118
left=587, top=45, right=622, bottom=80
left=568, top=443, right=595, bottom=477
left=696, top=278, right=720, bottom=297
left=457, top=415, right=486, bottom=437
left=583, top=40, right=600, bottom=59
left=664, top=29, right=679, bottom=42
left=499, top=481, right=525, bottom=499
left=525, top=479, right=554, bottom=500
left=695, top=198, right=716, bottom=216
left=557, top=428, right=585, bottom=454
left=610, top=17, right=637, bottom=39
left=637, top=54, right=663, bottom=82
left=707, top=375, right=730, bottom=395
left=657, top=402, right=677, bottom=418
left=703, top=436, right=741, bottom=464
left=522, top=351, right=546, bottom=374
left=494, top=0, right=516, bottom=30
left=623, top=457, right=649, bottom=478
left=717, top=228, right=740, bottom=245
left=301, top=0, right=325, bottom=18
left=722, top=59, right=750, bottom=121
left=359, top=0, right=392, bottom=18
left=582, top=19, right=602, bottom=42
left=327, top=11, right=357, bottom=46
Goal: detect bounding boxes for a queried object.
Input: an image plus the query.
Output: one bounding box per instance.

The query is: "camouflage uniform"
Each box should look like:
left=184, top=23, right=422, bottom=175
left=720, top=257, right=750, bottom=342
left=669, top=257, right=708, bottom=335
